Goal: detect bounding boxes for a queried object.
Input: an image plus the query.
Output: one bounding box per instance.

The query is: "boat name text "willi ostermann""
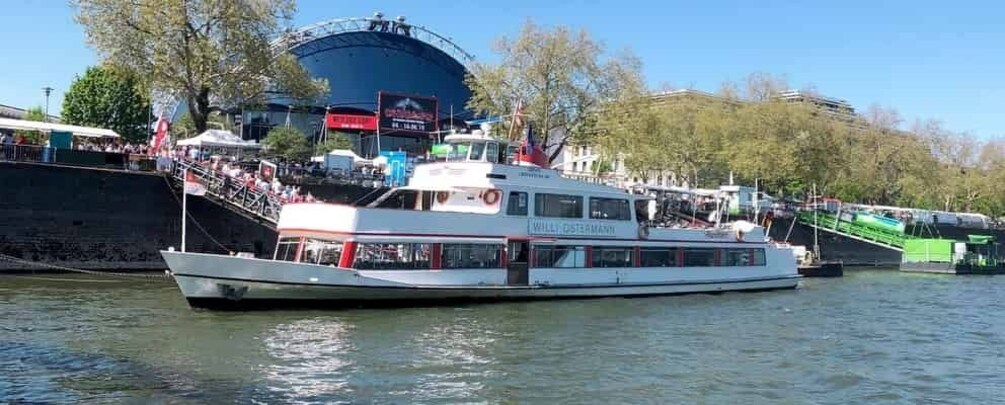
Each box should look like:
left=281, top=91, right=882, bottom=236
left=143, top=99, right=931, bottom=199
left=528, top=219, right=617, bottom=237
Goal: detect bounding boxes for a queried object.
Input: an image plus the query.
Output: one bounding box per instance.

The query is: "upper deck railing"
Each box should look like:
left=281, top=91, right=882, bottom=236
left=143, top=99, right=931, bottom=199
left=271, top=16, right=475, bottom=67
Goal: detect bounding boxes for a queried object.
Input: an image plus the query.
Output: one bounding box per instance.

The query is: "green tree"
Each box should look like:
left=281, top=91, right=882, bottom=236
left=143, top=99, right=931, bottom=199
left=466, top=21, right=643, bottom=162
left=15, top=107, right=47, bottom=144
left=23, top=107, right=46, bottom=122
left=172, top=111, right=230, bottom=140
left=74, top=0, right=328, bottom=134
left=316, top=133, right=353, bottom=154
left=262, top=126, right=310, bottom=162
left=61, top=66, right=150, bottom=142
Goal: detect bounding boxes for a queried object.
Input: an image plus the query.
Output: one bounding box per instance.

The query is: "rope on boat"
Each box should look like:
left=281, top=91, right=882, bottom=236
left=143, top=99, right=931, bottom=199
left=0, top=253, right=172, bottom=280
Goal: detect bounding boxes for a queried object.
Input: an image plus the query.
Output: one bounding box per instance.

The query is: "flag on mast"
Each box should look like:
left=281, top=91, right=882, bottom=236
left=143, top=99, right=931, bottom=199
left=507, top=99, right=525, bottom=141
left=184, top=170, right=207, bottom=196
left=517, top=122, right=549, bottom=167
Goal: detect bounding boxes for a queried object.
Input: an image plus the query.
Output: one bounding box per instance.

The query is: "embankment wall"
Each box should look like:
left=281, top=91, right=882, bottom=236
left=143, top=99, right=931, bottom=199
left=0, top=163, right=276, bottom=271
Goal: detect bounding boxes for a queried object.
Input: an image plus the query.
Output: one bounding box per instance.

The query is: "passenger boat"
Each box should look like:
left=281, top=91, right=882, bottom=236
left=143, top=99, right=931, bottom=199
left=162, top=133, right=800, bottom=309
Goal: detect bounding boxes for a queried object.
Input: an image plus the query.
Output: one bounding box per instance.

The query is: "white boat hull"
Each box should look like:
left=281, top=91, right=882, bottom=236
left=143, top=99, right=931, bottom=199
left=163, top=251, right=800, bottom=309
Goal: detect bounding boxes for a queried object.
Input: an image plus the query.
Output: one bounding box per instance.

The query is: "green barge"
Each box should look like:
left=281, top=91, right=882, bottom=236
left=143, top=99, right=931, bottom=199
left=900, top=235, right=1005, bottom=274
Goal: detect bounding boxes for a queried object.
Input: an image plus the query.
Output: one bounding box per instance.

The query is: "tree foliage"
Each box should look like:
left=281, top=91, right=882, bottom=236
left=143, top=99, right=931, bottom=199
left=74, top=0, right=328, bottom=134
left=262, top=126, right=310, bottom=162
left=24, top=107, right=46, bottom=122
left=316, top=133, right=353, bottom=154
left=593, top=72, right=1005, bottom=217
left=172, top=111, right=231, bottom=139
left=15, top=107, right=47, bottom=144
left=61, top=66, right=150, bottom=142
left=466, top=21, right=644, bottom=162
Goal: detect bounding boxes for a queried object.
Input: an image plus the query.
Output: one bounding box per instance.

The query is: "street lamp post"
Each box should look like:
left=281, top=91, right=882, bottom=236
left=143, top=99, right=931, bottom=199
left=42, top=86, right=54, bottom=122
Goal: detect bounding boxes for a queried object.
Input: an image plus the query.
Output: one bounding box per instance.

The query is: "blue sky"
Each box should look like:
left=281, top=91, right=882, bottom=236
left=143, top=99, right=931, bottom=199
left=0, top=0, right=1001, bottom=137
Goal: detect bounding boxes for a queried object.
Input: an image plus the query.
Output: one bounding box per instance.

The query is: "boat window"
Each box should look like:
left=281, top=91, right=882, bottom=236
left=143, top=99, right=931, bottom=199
left=535, top=193, right=583, bottom=218
left=485, top=142, right=499, bottom=163
left=507, top=191, right=529, bottom=216
left=591, top=247, right=634, bottom=268
left=753, top=249, right=766, bottom=266
left=469, top=142, right=485, bottom=161
left=640, top=247, right=679, bottom=267
left=723, top=249, right=751, bottom=266
left=683, top=248, right=717, bottom=267
left=354, top=243, right=431, bottom=270
left=589, top=197, right=631, bottom=220
left=274, top=237, right=300, bottom=262
left=301, top=239, right=343, bottom=266
left=446, top=144, right=470, bottom=161
left=442, top=244, right=502, bottom=269
left=533, top=246, right=586, bottom=268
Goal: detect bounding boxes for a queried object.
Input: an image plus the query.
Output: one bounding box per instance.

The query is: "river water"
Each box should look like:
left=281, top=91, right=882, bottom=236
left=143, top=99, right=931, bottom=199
left=2, top=269, right=1003, bottom=404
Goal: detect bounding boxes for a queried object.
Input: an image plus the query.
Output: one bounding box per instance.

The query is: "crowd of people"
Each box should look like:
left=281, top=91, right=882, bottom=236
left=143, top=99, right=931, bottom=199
left=282, top=161, right=387, bottom=188
left=0, top=132, right=33, bottom=146
left=74, top=139, right=151, bottom=155
left=178, top=151, right=321, bottom=205
left=214, top=158, right=319, bottom=204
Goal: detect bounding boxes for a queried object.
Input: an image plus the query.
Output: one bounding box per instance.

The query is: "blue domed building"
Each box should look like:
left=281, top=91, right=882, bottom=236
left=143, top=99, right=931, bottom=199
left=240, top=15, right=476, bottom=157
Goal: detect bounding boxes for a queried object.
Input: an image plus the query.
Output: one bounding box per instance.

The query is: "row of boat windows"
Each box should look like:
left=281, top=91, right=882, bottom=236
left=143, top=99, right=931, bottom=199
left=533, top=246, right=767, bottom=268
left=275, top=238, right=766, bottom=269
left=506, top=192, right=632, bottom=221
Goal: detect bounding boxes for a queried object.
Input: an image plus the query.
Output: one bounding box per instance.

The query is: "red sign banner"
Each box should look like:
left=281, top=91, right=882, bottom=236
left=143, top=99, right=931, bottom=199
left=326, top=113, right=377, bottom=131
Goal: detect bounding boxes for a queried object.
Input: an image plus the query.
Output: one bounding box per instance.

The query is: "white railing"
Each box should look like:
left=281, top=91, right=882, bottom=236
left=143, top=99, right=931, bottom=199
left=272, top=16, right=474, bottom=66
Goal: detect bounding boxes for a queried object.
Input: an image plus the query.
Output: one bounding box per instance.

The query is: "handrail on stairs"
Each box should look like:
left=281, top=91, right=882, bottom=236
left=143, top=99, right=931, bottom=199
left=169, top=160, right=282, bottom=224
left=795, top=211, right=907, bottom=251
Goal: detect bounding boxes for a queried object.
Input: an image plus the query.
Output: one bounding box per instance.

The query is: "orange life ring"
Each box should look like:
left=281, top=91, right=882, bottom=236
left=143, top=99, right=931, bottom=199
left=482, top=189, right=501, bottom=205
left=435, top=191, right=450, bottom=204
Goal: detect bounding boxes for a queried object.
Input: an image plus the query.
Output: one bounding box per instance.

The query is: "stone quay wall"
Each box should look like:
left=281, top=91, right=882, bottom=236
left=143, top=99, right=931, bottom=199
left=0, top=162, right=276, bottom=272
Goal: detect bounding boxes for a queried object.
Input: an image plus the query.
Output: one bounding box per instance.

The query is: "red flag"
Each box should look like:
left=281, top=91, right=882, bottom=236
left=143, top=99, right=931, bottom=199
left=516, top=122, right=549, bottom=167
left=151, top=115, right=170, bottom=152
left=184, top=171, right=207, bottom=196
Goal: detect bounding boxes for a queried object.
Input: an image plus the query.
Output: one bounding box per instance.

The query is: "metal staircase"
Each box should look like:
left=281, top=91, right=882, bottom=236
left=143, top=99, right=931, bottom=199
left=795, top=211, right=909, bottom=252
left=170, top=161, right=282, bottom=225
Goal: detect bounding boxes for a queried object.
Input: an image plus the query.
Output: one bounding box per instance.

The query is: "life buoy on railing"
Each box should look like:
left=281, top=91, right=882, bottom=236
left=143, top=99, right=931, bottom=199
left=482, top=189, right=501, bottom=205
left=638, top=224, right=650, bottom=240
left=435, top=191, right=450, bottom=204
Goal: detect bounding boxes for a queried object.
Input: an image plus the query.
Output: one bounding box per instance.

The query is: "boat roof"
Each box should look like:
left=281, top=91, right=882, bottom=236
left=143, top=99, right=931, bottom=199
left=406, top=161, right=639, bottom=199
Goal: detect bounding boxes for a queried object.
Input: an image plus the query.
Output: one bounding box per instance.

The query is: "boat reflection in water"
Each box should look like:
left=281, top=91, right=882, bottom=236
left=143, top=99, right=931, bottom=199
left=163, top=132, right=799, bottom=309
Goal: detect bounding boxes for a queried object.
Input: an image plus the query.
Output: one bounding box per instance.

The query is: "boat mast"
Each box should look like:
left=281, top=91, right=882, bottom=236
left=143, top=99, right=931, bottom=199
left=813, top=183, right=820, bottom=260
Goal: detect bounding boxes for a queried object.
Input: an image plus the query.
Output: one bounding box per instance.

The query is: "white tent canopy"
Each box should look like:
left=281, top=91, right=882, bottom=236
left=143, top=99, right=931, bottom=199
left=329, top=149, right=367, bottom=162
left=176, top=130, right=260, bottom=148
left=0, top=117, right=119, bottom=138
left=311, top=149, right=371, bottom=165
